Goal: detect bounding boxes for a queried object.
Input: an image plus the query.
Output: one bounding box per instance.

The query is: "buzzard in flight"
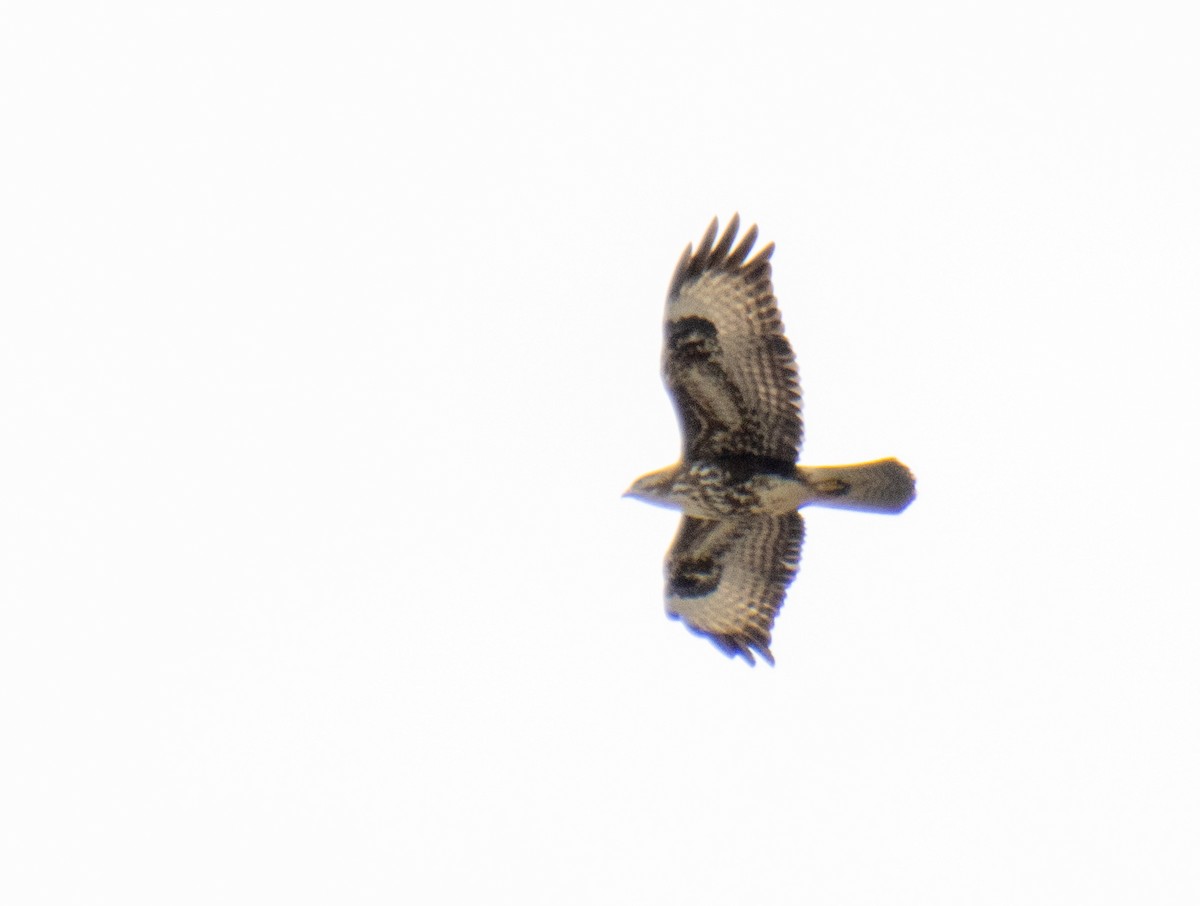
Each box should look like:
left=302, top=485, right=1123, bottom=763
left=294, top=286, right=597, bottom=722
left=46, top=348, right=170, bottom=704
left=625, top=216, right=915, bottom=665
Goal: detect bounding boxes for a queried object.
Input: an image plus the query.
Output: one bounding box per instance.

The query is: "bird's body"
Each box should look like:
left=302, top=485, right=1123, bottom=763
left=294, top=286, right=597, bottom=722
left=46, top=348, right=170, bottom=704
left=628, top=459, right=803, bottom=518
left=626, top=216, right=915, bottom=665
left=627, top=457, right=918, bottom=519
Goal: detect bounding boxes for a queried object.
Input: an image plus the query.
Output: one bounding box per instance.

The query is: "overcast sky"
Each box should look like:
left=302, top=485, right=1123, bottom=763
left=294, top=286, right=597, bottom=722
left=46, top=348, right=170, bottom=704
left=3, top=2, right=1199, bottom=904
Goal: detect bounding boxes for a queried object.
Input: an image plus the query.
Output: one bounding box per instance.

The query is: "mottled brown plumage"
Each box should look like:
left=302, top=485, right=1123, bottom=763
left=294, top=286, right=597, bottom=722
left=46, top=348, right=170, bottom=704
left=663, top=216, right=801, bottom=466
left=665, top=514, right=803, bottom=666
left=626, top=216, right=916, bottom=665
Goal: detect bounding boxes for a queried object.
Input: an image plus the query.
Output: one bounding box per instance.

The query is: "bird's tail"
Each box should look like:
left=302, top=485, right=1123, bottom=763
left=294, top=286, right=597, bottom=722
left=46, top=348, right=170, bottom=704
left=797, top=458, right=916, bottom=514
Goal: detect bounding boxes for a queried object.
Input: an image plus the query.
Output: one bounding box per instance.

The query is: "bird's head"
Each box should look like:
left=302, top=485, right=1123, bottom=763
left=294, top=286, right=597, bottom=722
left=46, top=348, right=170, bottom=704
left=623, top=465, right=682, bottom=508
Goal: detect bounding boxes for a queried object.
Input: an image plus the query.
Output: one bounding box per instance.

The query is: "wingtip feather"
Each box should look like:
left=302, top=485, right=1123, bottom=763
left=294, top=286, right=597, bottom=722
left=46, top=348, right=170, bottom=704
left=727, top=223, right=759, bottom=266
left=695, top=217, right=719, bottom=263
left=746, top=240, right=775, bottom=268
left=709, top=214, right=740, bottom=263
left=668, top=242, right=693, bottom=295
left=668, top=215, right=773, bottom=299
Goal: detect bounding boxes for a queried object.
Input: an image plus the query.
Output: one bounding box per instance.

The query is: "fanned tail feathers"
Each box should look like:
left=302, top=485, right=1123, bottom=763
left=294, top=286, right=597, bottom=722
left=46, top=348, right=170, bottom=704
left=798, top=458, right=916, bottom=514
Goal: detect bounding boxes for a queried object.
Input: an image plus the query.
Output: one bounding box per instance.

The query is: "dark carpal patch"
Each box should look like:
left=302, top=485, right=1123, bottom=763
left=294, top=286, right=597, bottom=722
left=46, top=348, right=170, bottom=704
left=667, top=316, right=720, bottom=363
left=668, top=556, right=721, bottom=598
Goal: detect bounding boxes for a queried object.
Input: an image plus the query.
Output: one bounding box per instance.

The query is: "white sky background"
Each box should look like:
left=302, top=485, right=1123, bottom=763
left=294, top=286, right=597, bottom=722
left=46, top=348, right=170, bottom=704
left=2, top=2, right=1198, bottom=903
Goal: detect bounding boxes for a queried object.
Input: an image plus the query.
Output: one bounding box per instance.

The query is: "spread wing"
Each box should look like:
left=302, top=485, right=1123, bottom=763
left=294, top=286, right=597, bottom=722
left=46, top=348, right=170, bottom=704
left=665, top=513, right=804, bottom=666
left=663, top=215, right=802, bottom=466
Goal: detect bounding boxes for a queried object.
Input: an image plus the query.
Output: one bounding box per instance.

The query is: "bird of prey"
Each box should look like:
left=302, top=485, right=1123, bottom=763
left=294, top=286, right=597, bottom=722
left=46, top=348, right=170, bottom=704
left=625, top=215, right=915, bottom=665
